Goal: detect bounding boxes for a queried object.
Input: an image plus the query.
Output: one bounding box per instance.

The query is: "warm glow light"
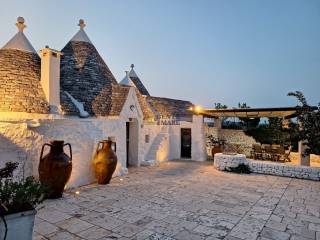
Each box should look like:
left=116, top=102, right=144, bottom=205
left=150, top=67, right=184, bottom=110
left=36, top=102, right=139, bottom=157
left=195, top=106, right=202, bottom=112
left=189, top=107, right=193, bottom=111
left=120, top=178, right=123, bottom=181
left=75, top=191, right=80, bottom=195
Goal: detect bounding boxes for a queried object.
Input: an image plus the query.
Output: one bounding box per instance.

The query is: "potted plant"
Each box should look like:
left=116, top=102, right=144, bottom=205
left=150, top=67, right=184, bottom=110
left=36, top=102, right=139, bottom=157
left=0, top=162, right=46, bottom=240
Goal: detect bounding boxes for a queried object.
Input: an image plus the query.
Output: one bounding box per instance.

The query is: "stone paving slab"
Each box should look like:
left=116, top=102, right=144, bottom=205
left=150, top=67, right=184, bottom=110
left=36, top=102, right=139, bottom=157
left=33, top=161, right=320, bottom=240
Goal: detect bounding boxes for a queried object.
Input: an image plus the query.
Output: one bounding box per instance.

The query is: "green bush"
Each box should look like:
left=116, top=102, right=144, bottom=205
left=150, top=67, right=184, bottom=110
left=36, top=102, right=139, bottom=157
left=0, top=162, right=46, bottom=215
left=288, top=91, right=320, bottom=155
left=226, top=164, right=251, bottom=174
left=244, top=118, right=299, bottom=151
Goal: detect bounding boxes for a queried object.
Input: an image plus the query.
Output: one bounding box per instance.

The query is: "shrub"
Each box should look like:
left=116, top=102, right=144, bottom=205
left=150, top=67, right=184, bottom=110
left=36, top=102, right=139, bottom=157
left=0, top=162, right=46, bottom=216
left=226, top=163, right=251, bottom=174
left=288, top=91, right=320, bottom=155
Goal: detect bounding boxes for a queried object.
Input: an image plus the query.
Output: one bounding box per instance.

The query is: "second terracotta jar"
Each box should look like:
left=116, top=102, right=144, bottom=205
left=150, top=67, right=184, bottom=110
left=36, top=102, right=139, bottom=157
left=92, top=140, right=117, bottom=184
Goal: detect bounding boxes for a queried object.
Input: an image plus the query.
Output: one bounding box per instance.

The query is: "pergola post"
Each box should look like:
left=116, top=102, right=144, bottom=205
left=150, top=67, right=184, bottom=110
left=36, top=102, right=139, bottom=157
left=298, top=118, right=310, bottom=166
left=298, top=141, right=310, bottom=166
left=214, top=117, right=222, bottom=129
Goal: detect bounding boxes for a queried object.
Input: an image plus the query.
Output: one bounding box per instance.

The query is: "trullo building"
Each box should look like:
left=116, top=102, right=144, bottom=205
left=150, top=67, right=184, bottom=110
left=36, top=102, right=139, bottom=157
left=0, top=17, right=206, bottom=188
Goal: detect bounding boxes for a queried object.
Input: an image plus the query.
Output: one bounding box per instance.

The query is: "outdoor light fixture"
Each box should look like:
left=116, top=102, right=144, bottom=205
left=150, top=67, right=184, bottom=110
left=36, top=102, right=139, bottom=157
left=75, top=191, right=80, bottom=195
left=195, top=106, right=202, bottom=112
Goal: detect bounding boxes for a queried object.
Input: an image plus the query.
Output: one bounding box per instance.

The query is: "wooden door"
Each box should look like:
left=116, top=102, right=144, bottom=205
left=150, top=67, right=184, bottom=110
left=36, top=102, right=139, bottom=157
left=181, top=128, right=191, bottom=158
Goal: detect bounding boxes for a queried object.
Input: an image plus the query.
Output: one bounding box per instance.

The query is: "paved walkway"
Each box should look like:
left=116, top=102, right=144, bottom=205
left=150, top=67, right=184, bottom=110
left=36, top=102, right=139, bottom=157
left=34, top=161, right=320, bottom=240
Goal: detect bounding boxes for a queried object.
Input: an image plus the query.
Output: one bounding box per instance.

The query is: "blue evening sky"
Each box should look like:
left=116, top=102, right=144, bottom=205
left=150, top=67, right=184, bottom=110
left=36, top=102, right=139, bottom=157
left=0, top=0, right=319, bottom=108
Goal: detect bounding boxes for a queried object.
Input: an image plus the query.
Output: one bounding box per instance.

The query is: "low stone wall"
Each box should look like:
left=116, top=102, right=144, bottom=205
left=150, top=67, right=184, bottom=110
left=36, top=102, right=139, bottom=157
left=214, top=154, right=320, bottom=181
left=214, top=153, right=247, bottom=171
left=249, top=160, right=320, bottom=181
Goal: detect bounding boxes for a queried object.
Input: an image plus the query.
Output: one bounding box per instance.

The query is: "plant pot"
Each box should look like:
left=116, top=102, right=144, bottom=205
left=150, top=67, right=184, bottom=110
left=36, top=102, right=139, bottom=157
left=39, top=140, right=72, bottom=198
left=0, top=209, right=36, bottom=240
left=211, top=146, right=222, bottom=158
left=93, top=140, right=118, bottom=184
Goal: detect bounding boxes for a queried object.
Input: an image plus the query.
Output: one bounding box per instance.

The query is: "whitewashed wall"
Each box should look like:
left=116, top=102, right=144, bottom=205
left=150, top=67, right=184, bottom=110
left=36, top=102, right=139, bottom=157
left=142, top=115, right=206, bottom=162
left=0, top=89, right=206, bottom=188
left=0, top=118, right=128, bottom=188
left=0, top=88, right=144, bottom=189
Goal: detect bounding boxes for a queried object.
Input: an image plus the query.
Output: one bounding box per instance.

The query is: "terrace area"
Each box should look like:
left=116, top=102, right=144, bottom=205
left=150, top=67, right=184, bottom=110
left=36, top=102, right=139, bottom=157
left=33, top=161, right=320, bottom=240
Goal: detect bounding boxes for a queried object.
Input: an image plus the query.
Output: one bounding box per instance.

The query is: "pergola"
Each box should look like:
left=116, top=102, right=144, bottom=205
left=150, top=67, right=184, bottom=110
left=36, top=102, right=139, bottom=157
left=191, top=106, right=318, bottom=166
left=194, top=106, right=317, bottom=119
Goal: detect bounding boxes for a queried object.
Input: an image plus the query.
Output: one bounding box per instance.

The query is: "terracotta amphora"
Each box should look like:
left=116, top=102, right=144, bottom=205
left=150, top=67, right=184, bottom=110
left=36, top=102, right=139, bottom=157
left=39, top=140, right=72, bottom=199
left=93, top=140, right=117, bottom=184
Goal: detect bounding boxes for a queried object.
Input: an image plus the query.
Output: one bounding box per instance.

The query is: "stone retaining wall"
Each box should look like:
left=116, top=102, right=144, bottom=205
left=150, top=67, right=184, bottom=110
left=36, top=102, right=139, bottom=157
left=214, top=154, right=320, bottom=181
left=205, top=126, right=258, bottom=157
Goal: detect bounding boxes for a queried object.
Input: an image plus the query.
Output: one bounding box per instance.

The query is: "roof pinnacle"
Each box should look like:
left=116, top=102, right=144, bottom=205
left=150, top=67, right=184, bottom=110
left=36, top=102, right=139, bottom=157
left=16, top=17, right=26, bottom=32
left=78, top=19, right=86, bottom=30
left=130, top=64, right=134, bottom=69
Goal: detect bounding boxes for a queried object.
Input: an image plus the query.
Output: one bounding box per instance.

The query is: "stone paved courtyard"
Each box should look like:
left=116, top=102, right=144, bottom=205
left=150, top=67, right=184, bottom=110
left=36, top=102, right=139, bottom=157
left=33, top=161, right=320, bottom=240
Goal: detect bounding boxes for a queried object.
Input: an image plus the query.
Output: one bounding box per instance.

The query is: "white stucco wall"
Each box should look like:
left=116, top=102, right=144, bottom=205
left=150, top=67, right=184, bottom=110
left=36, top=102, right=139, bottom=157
left=0, top=89, right=206, bottom=188
left=0, top=88, right=144, bottom=189
left=0, top=118, right=129, bottom=188
left=142, top=115, right=206, bottom=162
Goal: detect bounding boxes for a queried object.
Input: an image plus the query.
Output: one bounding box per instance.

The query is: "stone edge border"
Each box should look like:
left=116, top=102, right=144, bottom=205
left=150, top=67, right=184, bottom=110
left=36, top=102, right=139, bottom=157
left=214, top=154, right=320, bottom=181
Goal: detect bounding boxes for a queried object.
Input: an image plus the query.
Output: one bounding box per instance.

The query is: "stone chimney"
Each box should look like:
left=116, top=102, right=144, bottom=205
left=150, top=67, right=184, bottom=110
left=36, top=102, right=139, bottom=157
left=39, top=46, right=63, bottom=112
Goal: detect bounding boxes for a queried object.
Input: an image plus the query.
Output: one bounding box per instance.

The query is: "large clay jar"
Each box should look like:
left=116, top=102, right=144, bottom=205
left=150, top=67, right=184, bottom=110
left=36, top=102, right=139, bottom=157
left=93, top=140, right=118, bottom=184
left=39, top=140, right=72, bottom=199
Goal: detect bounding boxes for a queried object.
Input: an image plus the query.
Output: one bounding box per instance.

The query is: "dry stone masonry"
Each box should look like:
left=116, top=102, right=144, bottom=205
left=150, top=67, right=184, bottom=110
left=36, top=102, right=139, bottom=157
left=214, top=153, right=247, bottom=170
left=0, top=49, right=49, bottom=113
left=214, top=153, right=320, bottom=181
left=60, top=41, right=117, bottom=116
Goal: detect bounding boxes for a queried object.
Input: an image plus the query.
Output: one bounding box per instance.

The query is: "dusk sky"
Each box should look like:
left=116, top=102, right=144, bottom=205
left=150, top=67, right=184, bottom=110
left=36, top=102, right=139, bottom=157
left=1, top=0, right=319, bottom=108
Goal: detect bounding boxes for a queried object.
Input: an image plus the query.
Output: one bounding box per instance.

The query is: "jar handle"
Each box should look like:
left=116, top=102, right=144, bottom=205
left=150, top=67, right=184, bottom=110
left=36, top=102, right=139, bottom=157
left=40, top=143, right=52, bottom=162
left=63, top=143, right=72, bottom=161
left=96, top=141, right=103, bottom=154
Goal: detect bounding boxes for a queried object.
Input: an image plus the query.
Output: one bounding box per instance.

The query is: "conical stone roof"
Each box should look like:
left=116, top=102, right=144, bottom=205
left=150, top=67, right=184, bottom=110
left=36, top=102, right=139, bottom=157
left=60, top=19, right=118, bottom=116
left=120, top=71, right=135, bottom=87
left=0, top=17, right=49, bottom=113
left=128, top=64, right=150, bottom=96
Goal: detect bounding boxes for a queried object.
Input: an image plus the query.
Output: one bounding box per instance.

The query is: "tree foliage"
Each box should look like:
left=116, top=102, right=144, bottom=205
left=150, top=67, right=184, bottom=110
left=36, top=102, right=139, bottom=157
left=0, top=162, right=46, bottom=215
left=288, top=91, right=320, bottom=155
left=214, top=102, right=228, bottom=109
left=244, top=117, right=297, bottom=148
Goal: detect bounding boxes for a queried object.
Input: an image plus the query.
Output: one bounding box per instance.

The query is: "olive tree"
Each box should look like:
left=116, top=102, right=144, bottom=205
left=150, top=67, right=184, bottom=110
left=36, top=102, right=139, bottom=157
left=288, top=91, right=320, bottom=155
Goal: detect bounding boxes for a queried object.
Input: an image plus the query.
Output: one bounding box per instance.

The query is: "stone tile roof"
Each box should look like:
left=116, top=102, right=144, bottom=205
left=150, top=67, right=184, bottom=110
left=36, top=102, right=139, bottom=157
left=0, top=49, right=49, bottom=113
left=108, top=85, right=130, bottom=116
left=146, top=96, right=193, bottom=120
left=60, top=90, right=79, bottom=115
left=136, top=91, right=156, bottom=121
left=129, top=76, right=150, bottom=96
left=60, top=41, right=118, bottom=116
left=128, top=66, right=150, bottom=96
